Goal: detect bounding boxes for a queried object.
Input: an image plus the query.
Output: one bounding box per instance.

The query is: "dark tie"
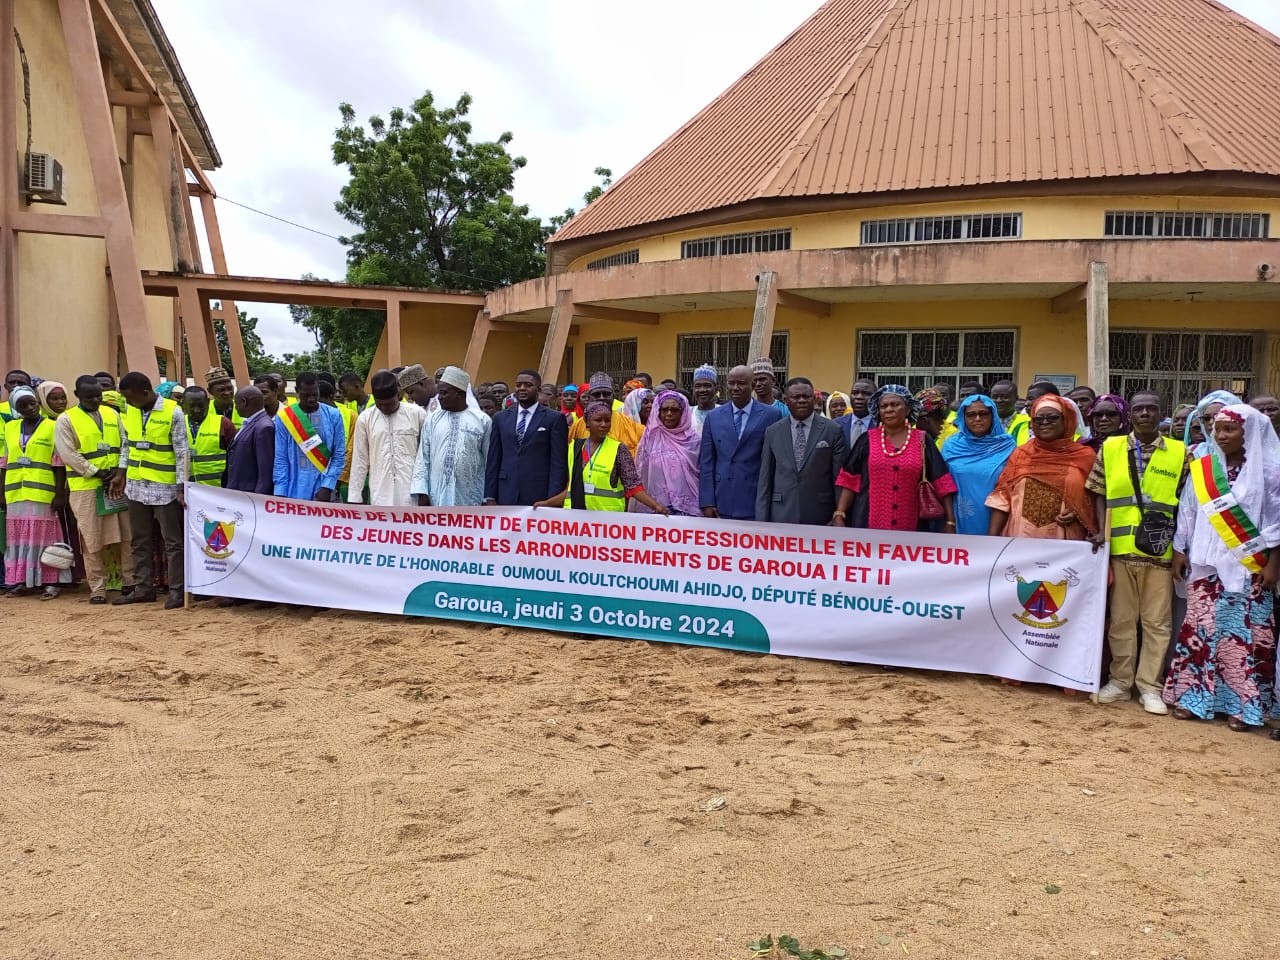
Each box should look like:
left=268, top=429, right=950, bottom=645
left=794, top=419, right=808, bottom=469
left=735, top=407, right=746, bottom=439
left=517, top=408, right=529, bottom=447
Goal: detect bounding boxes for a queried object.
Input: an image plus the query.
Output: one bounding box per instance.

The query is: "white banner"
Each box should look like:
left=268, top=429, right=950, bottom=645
left=185, top=486, right=1108, bottom=690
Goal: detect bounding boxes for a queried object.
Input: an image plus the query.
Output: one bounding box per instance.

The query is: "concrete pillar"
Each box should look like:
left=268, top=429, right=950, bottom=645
left=1086, top=260, right=1110, bottom=393
left=539, top=289, right=574, bottom=384
left=749, top=271, right=778, bottom=361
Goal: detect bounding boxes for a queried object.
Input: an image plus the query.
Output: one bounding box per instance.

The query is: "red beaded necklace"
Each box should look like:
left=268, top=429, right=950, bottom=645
left=879, top=425, right=914, bottom=458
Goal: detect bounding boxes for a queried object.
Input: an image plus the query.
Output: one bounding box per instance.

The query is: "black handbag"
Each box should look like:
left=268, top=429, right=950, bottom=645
left=1126, top=446, right=1176, bottom=557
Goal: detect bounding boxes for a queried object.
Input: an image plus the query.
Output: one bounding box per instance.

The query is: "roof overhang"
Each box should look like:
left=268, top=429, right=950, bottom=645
left=103, top=0, right=220, bottom=169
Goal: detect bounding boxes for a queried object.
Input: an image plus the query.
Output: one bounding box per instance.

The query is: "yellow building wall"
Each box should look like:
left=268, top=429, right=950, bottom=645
left=557, top=300, right=1279, bottom=396
left=11, top=0, right=179, bottom=384
left=567, top=195, right=1280, bottom=272
left=366, top=303, right=545, bottom=387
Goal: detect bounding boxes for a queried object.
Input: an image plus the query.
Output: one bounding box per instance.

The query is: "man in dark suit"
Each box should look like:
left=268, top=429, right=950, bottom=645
left=225, top=386, right=275, bottom=494
left=699, top=364, right=785, bottom=520
left=484, top=369, right=569, bottom=506
left=756, top=377, right=847, bottom=525
left=834, top=378, right=876, bottom=447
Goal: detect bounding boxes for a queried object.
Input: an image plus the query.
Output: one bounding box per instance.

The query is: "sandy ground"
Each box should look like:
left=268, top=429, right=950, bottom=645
left=1, top=591, right=1277, bottom=960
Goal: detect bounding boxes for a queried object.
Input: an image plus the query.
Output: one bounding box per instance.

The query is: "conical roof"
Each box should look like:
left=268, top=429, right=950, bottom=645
left=552, top=0, right=1280, bottom=245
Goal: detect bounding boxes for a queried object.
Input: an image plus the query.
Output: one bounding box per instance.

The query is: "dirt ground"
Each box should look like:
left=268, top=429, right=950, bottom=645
left=1, top=592, right=1277, bottom=960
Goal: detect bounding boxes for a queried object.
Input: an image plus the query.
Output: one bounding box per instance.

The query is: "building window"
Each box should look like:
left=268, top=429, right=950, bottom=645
left=860, top=213, right=1022, bottom=246
left=1104, top=211, right=1269, bottom=240
left=1109, top=330, right=1256, bottom=409
left=583, top=338, right=638, bottom=391
left=586, top=249, right=640, bottom=271
left=680, top=229, right=792, bottom=259
left=856, top=329, right=1016, bottom=394
left=675, top=332, right=789, bottom=393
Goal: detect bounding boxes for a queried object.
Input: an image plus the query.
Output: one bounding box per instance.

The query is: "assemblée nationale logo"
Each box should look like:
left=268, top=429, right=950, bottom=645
left=197, top=507, right=244, bottom=561
left=1005, top=565, right=1079, bottom=630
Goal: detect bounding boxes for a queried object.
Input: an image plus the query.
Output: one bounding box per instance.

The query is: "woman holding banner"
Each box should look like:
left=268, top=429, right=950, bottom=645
left=831, top=385, right=956, bottom=532
left=631, top=391, right=701, bottom=517
left=535, top=402, right=670, bottom=515
left=985, top=395, right=1097, bottom=542
left=1163, top=404, right=1280, bottom=733
left=941, top=395, right=1016, bottom=536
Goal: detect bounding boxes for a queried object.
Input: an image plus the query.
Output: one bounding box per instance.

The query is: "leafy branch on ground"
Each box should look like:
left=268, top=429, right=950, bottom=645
left=748, top=933, right=848, bottom=959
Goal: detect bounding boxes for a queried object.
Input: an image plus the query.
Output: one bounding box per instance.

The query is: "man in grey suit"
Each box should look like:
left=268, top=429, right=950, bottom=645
left=756, top=377, right=847, bottom=525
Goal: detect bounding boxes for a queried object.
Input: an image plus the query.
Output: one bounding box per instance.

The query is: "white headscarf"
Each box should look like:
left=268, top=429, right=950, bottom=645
left=1184, top=403, right=1280, bottom=592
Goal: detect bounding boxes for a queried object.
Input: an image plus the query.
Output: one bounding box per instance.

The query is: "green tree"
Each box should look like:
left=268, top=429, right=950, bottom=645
left=547, top=166, right=613, bottom=234
left=213, top=308, right=282, bottom=375
left=332, top=92, right=547, bottom=289
left=283, top=291, right=380, bottom=378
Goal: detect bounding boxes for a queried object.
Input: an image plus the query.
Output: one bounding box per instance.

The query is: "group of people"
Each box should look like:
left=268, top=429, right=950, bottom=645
left=5, top=357, right=1280, bottom=739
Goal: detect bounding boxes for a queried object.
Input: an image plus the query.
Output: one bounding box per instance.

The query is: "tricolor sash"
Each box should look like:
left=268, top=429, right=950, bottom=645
left=281, top=403, right=332, bottom=472
left=1189, top=455, right=1268, bottom=574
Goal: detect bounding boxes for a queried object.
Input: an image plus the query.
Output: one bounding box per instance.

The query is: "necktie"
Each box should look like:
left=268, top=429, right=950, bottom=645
left=794, top=419, right=808, bottom=469
left=517, top=408, right=529, bottom=447
left=735, top=407, right=746, bottom=439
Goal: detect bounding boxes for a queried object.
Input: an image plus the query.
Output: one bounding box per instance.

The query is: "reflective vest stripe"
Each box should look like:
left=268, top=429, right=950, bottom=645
left=122, top=399, right=179, bottom=484
left=66, top=406, right=122, bottom=491
left=187, top=415, right=225, bottom=486
left=1101, top=435, right=1185, bottom=559
left=3, top=418, right=57, bottom=503
left=565, top=436, right=626, bottom=511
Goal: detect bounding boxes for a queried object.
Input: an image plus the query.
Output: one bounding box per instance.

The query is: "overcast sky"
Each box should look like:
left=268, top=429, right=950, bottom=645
left=151, top=0, right=1280, bottom=356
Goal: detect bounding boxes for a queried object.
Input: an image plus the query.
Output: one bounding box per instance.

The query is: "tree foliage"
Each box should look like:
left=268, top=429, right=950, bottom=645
left=213, top=309, right=282, bottom=375
left=332, top=92, right=546, bottom=290
left=280, top=91, right=613, bottom=379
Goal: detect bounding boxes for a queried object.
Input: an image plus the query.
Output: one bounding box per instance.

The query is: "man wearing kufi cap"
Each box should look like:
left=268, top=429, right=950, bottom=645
left=398, top=364, right=436, bottom=408
left=567, top=371, right=643, bottom=455
left=749, top=357, right=787, bottom=415
left=691, top=364, right=719, bottom=433
left=205, top=366, right=242, bottom=428
left=348, top=369, right=427, bottom=506
left=411, top=366, right=491, bottom=506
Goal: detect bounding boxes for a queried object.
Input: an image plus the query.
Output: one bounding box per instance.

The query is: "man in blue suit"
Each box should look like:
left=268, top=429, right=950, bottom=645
left=699, top=364, right=785, bottom=520
left=484, top=369, right=569, bottom=506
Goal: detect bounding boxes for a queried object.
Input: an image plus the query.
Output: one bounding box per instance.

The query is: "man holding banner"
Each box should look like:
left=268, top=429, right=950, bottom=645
left=273, top=372, right=347, bottom=502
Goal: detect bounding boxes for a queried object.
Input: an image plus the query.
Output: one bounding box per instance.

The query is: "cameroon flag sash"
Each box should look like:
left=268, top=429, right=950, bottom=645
left=281, top=403, right=331, bottom=472
left=1189, top=455, right=1268, bottom=574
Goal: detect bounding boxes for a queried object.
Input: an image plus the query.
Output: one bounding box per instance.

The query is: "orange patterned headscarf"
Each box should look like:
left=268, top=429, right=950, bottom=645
left=992, top=396, right=1098, bottom=533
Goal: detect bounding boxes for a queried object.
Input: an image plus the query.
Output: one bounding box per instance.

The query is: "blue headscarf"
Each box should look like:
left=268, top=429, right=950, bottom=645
left=940, top=395, right=1017, bottom=536
left=869, top=384, right=920, bottom=426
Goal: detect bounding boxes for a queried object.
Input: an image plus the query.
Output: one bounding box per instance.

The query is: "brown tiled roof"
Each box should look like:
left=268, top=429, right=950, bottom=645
left=552, top=0, right=1280, bottom=245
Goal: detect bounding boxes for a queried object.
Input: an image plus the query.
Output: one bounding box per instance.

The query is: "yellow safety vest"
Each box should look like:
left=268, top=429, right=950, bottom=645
left=338, top=404, right=356, bottom=483
left=65, top=405, right=122, bottom=492
left=1006, top=412, right=1032, bottom=445
left=565, top=436, right=625, bottom=511
left=0, top=400, right=12, bottom=423
left=4, top=418, right=58, bottom=503
left=1101, top=435, right=1186, bottom=559
left=186, top=415, right=225, bottom=486
left=122, top=398, right=179, bottom=484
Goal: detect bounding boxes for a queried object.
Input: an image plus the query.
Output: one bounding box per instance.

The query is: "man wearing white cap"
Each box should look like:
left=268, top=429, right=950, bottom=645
left=690, top=364, right=719, bottom=434
left=411, top=366, right=491, bottom=506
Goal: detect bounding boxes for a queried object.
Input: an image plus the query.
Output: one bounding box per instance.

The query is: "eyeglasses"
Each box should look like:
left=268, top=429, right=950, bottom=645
left=1031, top=414, right=1064, bottom=425
left=589, top=391, right=611, bottom=400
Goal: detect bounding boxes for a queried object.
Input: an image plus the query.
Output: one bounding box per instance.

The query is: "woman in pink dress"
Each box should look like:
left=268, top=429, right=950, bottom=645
left=832, top=384, right=956, bottom=532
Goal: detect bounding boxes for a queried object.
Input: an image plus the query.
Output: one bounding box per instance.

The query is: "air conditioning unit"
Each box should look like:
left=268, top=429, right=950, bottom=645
left=25, top=152, right=65, bottom=204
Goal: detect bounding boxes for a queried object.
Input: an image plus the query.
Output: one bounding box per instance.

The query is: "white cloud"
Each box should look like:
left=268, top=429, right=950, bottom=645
left=149, top=0, right=1280, bottom=358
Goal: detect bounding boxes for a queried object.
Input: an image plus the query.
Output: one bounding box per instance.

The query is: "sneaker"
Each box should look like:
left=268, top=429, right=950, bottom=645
left=1139, top=691, right=1169, bottom=715
left=1095, top=681, right=1130, bottom=704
